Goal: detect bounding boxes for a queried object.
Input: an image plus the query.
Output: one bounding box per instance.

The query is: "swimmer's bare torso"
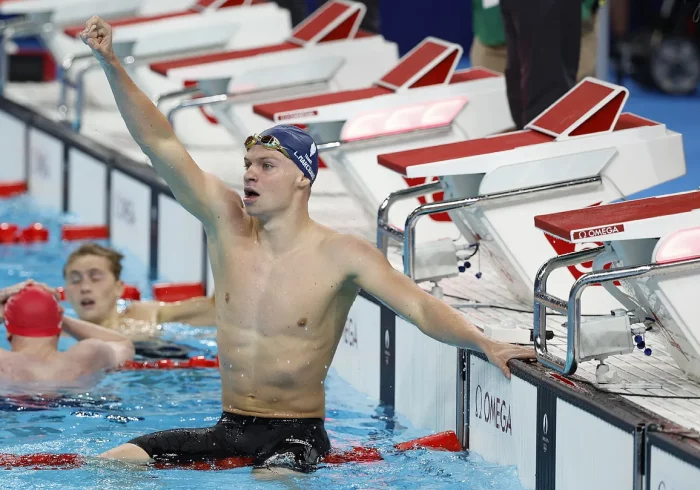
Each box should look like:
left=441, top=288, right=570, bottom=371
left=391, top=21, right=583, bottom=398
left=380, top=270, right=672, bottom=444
left=210, top=218, right=359, bottom=420
left=0, top=348, right=108, bottom=385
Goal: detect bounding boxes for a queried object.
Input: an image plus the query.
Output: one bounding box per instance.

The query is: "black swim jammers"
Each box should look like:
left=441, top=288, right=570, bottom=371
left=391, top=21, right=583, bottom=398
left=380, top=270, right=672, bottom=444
left=128, top=411, right=331, bottom=472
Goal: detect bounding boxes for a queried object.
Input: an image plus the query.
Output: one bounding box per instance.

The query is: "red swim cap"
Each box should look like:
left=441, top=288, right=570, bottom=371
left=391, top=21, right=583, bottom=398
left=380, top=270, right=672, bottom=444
left=4, top=285, right=62, bottom=338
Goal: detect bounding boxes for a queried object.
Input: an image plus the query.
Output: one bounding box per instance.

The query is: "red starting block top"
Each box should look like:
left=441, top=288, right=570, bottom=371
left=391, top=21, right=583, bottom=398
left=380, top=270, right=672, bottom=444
left=534, top=190, right=700, bottom=242
left=377, top=112, right=657, bottom=176
left=254, top=86, right=392, bottom=120
left=148, top=0, right=370, bottom=76
left=63, top=0, right=261, bottom=37
left=150, top=43, right=299, bottom=76
left=252, top=38, right=495, bottom=121
left=526, top=78, right=628, bottom=139
left=379, top=130, right=553, bottom=175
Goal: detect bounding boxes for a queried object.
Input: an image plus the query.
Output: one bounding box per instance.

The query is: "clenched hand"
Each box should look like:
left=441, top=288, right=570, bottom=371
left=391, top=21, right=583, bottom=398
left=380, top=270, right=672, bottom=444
left=80, top=16, right=116, bottom=64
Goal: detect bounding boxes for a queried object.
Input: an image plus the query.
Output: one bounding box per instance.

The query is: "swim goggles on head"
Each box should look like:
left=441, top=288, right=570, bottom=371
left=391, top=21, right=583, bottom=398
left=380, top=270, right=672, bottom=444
left=244, top=134, right=291, bottom=160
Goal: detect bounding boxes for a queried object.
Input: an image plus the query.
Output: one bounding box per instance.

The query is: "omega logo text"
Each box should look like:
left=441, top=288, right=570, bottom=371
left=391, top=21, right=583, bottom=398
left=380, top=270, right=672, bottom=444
left=572, top=224, right=625, bottom=240
left=473, top=385, right=512, bottom=434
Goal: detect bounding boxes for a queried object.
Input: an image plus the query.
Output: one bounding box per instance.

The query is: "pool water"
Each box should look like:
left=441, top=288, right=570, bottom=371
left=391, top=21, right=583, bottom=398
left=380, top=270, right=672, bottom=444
left=0, top=195, right=525, bottom=489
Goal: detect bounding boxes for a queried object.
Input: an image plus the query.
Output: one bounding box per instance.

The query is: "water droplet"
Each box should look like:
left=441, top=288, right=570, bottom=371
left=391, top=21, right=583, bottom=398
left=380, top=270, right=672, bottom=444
left=240, top=374, right=244, bottom=377
left=287, top=360, right=290, bottom=364
left=324, top=365, right=328, bottom=369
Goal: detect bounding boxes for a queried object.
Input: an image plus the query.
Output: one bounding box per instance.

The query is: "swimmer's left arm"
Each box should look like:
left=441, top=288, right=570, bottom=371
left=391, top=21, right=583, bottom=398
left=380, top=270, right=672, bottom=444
left=341, top=236, right=535, bottom=378
left=153, top=296, right=216, bottom=326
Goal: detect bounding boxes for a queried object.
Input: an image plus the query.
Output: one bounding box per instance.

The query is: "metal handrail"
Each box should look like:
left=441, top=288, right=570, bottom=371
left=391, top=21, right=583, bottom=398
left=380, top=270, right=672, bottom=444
left=164, top=80, right=329, bottom=137
left=377, top=175, right=602, bottom=279
left=152, top=86, right=203, bottom=108
left=533, top=251, right=700, bottom=376
left=376, top=180, right=442, bottom=254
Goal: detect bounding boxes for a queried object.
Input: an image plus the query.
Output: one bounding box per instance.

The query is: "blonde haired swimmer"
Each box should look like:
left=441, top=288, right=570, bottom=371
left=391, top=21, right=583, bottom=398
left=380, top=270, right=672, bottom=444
left=81, top=15, right=536, bottom=476
left=0, top=281, right=135, bottom=388
left=63, top=243, right=216, bottom=358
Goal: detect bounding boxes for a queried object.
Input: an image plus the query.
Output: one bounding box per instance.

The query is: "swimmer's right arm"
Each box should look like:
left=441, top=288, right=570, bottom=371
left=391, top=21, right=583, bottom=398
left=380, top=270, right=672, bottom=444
left=79, top=16, right=244, bottom=226
left=61, top=316, right=135, bottom=366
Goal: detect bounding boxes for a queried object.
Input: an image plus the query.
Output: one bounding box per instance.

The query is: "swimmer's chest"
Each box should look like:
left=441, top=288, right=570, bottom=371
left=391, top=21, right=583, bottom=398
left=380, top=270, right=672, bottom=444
left=217, top=245, right=349, bottom=331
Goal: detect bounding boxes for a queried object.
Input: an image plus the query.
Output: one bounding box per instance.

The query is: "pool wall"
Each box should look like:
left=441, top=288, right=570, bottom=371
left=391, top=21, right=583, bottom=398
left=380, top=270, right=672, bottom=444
left=2, top=96, right=699, bottom=490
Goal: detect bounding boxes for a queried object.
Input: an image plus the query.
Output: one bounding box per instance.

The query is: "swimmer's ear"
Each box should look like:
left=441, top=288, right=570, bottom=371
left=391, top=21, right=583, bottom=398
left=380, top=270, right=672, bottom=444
left=296, top=173, right=312, bottom=192
left=115, top=280, right=125, bottom=299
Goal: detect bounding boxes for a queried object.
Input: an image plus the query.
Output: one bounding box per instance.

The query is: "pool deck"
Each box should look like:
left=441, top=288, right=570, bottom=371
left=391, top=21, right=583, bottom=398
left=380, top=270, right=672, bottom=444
left=6, top=79, right=700, bottom=439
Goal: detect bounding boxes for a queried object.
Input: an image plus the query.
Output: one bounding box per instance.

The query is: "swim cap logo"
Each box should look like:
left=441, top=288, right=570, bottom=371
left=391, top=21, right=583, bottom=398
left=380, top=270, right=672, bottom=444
left=310, top=142, right=316, bottom=156
left=293, top=150, right=316, bottom=181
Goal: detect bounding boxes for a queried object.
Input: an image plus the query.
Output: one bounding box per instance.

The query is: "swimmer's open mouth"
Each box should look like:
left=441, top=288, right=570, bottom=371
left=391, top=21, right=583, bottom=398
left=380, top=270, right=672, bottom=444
left=243, top=188, right=260, bottom=201
left=80, top=299, right=95, bottom=308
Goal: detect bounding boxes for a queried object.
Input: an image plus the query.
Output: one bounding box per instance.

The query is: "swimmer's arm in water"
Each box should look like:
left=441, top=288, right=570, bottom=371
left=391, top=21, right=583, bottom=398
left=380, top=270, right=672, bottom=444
left=156, top=295, right=216, bottom=326
left=61, top=316, right=135, bottom=367
left=128, top=296, right=216, bottom=327
left=340, top=235, right=535, bottom=379
left=79, top=16, right=245, bottom=228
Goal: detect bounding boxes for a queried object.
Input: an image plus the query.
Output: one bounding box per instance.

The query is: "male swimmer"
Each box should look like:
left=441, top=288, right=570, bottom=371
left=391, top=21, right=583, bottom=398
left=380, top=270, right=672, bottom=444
left=63, top=243, right=216, bottom=358
left=0, top=281, right=135, bottom=387
left=81, top=16, right=536, bottom=475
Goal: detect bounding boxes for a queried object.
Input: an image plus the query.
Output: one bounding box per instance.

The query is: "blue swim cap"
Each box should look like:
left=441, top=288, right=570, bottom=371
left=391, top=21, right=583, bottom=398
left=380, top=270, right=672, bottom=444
left=257, top=125, right=319, bottom=183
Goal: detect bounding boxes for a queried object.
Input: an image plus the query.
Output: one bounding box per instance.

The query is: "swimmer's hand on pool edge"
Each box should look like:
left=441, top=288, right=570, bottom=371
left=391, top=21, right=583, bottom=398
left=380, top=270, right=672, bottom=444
left=341, top=235, right=536, bottom=380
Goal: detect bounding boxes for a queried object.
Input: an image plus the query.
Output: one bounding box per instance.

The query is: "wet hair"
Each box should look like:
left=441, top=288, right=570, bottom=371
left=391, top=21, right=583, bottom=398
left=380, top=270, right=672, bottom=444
left=63, top=243, right=124, bottom=280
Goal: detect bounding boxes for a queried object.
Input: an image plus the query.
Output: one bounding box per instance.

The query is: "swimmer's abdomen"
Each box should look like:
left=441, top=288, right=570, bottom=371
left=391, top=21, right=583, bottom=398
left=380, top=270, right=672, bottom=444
left=217, top=322, right=337, bottom=418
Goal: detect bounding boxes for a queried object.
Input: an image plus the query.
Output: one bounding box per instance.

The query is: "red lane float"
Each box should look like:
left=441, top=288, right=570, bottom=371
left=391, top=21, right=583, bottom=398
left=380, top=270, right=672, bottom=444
left=115, top=356, right=220, bottom=370
left=153, top=282, right=205, bottom=302
left=20, top=223, right=49, bottom=243
left=0, top=223, right=49, bottom=244
left=0, top=181, right=27, bottom=198
left=0, top=223, right=18, bottom=244
left=0, top=431, right=461, bottom=470
left=57, top=284, right=141, bottom=301
left=61, top=225, right=109, bottom=241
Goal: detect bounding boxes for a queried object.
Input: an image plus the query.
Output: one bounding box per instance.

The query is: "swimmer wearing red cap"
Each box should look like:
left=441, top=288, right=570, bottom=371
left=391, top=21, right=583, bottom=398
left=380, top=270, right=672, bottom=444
left=84, top=16, right=535, bottom=476
left=0, top=281, right=135, bottom=386
left=62, top=243, right=216, bottom=342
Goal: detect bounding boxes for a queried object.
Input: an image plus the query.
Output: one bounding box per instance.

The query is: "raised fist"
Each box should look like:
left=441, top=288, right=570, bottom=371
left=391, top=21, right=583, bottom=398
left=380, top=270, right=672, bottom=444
left=80, top=16, right=115, bottom=63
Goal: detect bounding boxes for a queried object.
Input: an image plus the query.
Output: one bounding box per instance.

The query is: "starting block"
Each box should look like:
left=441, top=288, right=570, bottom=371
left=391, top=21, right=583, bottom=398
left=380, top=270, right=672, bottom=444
left=0, top=0, right=152, bottom=96
left=532, top=190, right=700, bottom=382
left=0, top=0, right=145, bottom=25
left=53, top=0, right=292, bottom=124
left=143, top=0, right=399, bottom=146
left=249, top=37, right=512, bottom=250
left=373, top=77, right=685, bottom=308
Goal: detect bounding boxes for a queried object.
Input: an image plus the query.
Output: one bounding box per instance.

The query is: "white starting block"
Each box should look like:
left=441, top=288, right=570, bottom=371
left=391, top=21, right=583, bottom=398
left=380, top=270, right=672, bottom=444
left=143, top=0, right=399, bottom=146
left=249, top=37, right=513, bottom=242
left=532, top=190, right=700, bottom=384
left=54, top=0, right=292, bottom=122
left=0, top=0, right=163, bottom=96
left=373, top=77, right=686, bottom=310
left=0, top=0, right=149, bottom=25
